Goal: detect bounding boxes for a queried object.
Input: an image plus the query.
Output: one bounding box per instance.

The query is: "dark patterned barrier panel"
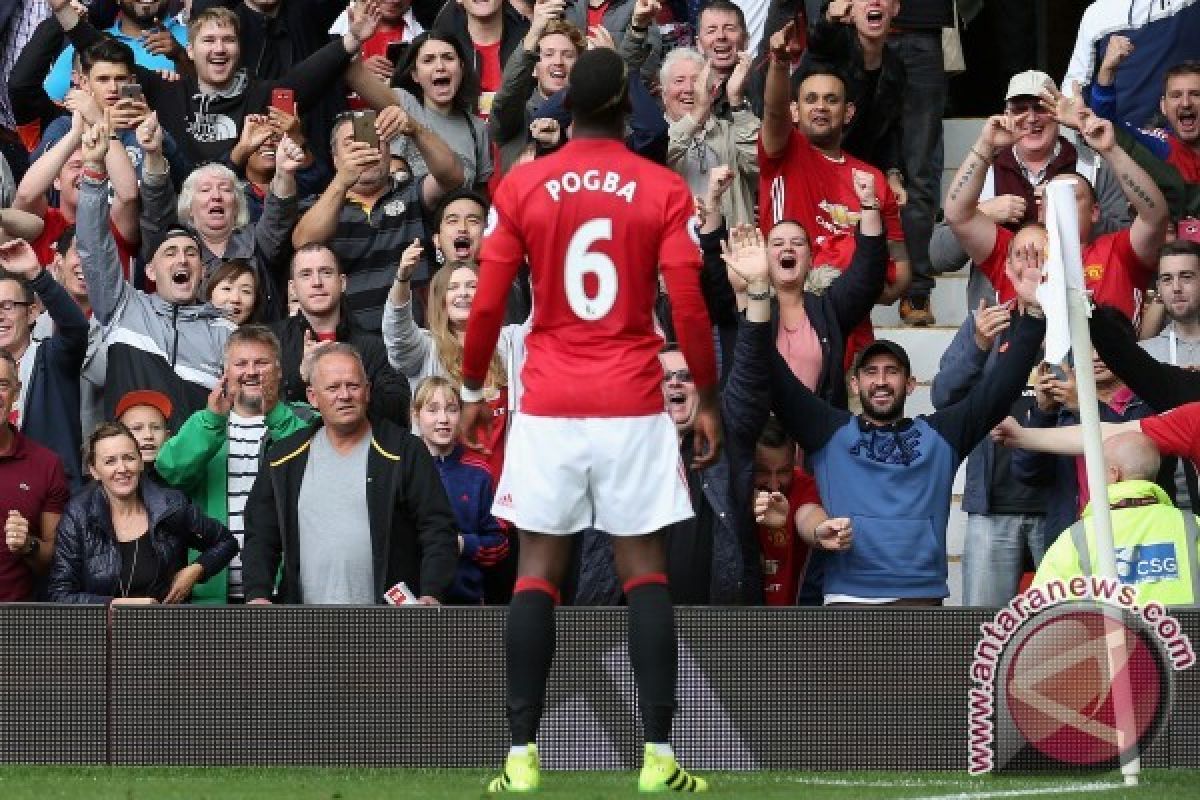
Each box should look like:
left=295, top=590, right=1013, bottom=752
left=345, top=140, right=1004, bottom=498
left=105, top=607, right=1199, bottom=769
left=0, top=604, right=108, bottom=764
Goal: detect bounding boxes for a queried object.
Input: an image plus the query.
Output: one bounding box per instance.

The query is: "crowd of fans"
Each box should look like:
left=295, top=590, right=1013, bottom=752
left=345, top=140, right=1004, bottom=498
left=0, top=0, right=1198, bottom=608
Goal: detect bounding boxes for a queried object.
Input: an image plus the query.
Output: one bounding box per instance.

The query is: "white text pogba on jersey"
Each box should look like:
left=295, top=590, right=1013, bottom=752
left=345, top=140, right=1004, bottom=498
left=543, top=170, right=638, bottom=204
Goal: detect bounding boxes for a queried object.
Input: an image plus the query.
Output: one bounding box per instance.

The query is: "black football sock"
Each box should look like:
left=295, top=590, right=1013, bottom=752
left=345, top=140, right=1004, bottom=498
left=506, top=577, right=559, bottom=746
left=625, top=573, right=676, bottom=744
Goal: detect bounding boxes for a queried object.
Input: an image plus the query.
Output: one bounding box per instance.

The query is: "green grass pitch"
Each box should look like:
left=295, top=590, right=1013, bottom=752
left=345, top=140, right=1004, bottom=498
left=0, top=767, right=1196, bottom=799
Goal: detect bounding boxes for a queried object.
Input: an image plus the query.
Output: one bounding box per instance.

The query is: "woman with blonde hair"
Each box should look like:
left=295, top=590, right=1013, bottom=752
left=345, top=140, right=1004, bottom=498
left=383, top=242, right=525, bottom=480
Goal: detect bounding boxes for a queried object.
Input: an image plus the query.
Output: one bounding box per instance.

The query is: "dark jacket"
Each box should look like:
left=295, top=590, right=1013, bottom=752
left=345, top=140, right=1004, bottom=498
left=270, top=311, right=411, bottom=423
left=64, top=14, right=355, bottom=166
left=191, top=0, right=344, bottom=80
left=23, top=270, right=89, bottom=490
left=48, top=478, right=238, bottom=604
left=242, top=417, right=459, bottom=603
left=701, top=225, right=886, bottom=408
left=804, top=6, right=906, bottom=174
left=1012, top=395, right=1157, bottom=549
left=930, top=311, right=1047, bottom=517
left=431, top=2, right=529, bottom=89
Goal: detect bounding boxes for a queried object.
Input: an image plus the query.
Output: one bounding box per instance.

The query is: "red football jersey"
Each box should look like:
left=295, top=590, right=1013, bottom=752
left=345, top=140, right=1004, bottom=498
left=757, top=466, right=820, bottom=606
left=758, top=129, right=904, bottom=269
left=463, top=138, right=717, bottom=418
left=978, top=226, right=1153, bottom=322
left=1141, top=402, right=1200, bottom=468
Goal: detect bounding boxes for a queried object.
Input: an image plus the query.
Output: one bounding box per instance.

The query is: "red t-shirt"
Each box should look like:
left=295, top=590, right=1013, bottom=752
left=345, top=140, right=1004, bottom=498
left=474, top=40, right=503, bottom=119
left=1141, top=402, right=1200, bottom=466
left=32, top=207, right=136, bottom=279
left=465, top=139, right=717, bottom=417
left=361, top=22, right=407, bottom=60
left=758, top=130, right=904, bottom=366
left=978, top=226, right=1154, bottom=322
left=587, top=1, right=610, bottom=29
left=348, top=23, right=409, bottom=110
left=0, top=432, right=69, bottom=601
left=468, top=386, right=509, bottom=484
left=758, top=466, right=820, bottom=606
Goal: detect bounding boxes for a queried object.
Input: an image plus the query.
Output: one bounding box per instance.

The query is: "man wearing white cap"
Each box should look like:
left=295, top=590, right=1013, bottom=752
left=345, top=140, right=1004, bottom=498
left=931, top=69, right=1133, bottom=309
left=945, top=77, right=1169, bottom=325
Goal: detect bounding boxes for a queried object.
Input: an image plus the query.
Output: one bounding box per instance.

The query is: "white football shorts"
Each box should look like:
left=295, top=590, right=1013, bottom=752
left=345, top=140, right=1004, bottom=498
left=491, top=412, right=694, bottom=536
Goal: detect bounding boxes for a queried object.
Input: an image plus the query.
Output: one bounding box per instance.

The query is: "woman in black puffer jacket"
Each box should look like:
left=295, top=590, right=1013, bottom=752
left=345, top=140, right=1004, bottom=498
left=48, top=422, right=237, bottom=605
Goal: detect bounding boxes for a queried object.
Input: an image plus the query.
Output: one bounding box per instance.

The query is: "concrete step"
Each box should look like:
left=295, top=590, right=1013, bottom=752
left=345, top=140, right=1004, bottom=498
left=872, top=272, right=970, bottom=329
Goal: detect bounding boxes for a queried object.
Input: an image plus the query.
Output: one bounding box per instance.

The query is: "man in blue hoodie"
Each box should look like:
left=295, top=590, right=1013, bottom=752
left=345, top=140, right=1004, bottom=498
left=767, top=261, right=1046, bottom=604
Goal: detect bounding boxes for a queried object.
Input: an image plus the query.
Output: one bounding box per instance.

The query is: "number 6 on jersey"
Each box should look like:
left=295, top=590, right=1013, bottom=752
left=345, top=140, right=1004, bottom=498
left=565, top=218, right=618, bottom=321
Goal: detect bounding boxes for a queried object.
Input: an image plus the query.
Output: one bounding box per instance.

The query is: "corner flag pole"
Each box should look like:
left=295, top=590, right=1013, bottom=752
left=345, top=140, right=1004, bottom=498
left=1044, top=178, right=1141, bottom=785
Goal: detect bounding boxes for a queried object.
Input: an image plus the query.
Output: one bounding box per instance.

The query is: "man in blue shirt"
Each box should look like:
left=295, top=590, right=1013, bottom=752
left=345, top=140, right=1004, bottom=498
left=44, top=0, right=187, bottom=102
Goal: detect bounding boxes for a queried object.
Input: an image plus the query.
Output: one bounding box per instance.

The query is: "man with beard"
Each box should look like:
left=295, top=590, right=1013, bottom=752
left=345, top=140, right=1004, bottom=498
left=29, top=0, right=188, bottom=104
left=292, top=108, right=461, bottom=332
left=1092, top=48, right=1200, bottom=186
left=156, top=325, right=314, bottom=603
left=50, top=0, right=384, bottom=165
left=759, top=21, right=909, bottom=367
left=75, top=115, right=234, bottom=432
left=764, top=254, right=1046, bottom=605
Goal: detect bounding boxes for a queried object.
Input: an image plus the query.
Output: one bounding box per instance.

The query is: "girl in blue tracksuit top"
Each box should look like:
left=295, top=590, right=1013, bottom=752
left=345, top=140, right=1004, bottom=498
left=412, top=376, right=509, bottom=604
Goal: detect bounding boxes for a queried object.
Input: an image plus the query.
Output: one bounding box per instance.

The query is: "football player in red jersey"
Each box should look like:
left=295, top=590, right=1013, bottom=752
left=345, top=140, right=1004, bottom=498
left=461, top=47, right=719, bottom=794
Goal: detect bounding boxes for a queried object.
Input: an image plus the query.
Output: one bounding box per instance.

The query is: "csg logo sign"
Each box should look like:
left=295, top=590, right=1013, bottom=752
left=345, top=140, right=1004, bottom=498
left=967, top=579, right=1195, bottom=774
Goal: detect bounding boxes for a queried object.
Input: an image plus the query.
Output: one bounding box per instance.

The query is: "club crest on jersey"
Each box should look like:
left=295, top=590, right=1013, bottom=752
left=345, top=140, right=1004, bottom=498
left=544, top=170, right=637, bottom=204
left=382, top=198, right=407, bottom=217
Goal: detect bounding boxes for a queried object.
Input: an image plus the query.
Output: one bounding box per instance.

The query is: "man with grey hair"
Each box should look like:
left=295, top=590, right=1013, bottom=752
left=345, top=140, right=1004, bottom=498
left=155, top=324, right=314, bottom=603
left=661, top=46, right=759, bottom=226
left=243, top=342, right=458, bottom=604
left=137, top=112, right=304, bottom=318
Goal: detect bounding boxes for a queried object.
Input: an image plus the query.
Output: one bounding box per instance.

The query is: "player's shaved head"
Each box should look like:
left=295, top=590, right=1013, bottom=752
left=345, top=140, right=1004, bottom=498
left=566, top=48, right=630, bottom=132
left=1104, top=431, right=1161, bottom=484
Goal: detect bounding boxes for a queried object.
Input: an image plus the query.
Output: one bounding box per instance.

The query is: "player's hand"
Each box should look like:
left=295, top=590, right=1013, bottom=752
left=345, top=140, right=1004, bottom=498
left=461, top=397, right=493, bottom=456
left=690, top=390, right=722, bottom=470
left=814, top=517, right=852, bottom=551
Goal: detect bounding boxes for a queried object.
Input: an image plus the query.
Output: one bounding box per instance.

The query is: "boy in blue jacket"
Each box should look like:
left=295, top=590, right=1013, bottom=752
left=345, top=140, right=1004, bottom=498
left=412, top=376, right=508, bottom=604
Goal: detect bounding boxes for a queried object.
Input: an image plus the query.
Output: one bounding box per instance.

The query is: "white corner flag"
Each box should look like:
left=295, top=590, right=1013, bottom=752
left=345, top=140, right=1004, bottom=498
left=1036, top=179, right=1088, bottom=365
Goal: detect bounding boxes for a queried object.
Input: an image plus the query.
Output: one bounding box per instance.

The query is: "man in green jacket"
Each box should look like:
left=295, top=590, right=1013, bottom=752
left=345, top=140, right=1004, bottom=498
left=155, top=325, right=314, bottom=604
left=1034, top=431, right=1199, bottom=606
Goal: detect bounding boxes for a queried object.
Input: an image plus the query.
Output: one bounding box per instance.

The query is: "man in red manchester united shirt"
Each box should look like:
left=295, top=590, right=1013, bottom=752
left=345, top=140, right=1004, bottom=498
left=461, top=48, right=717, bottom=794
